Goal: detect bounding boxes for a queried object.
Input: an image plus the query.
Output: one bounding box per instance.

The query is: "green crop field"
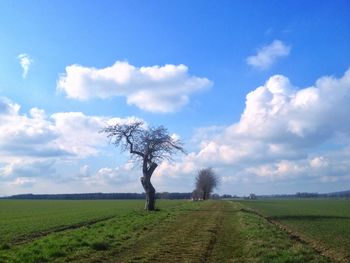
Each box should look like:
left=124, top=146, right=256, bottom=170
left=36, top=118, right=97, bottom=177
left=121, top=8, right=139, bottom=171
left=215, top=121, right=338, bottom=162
left=0, top=199, right=337, bottom=263
left=0, top=200, right=185, bottom=245
left=239, top=199, right=350, bottom=262
left=0, top=200, right=141, bottom=245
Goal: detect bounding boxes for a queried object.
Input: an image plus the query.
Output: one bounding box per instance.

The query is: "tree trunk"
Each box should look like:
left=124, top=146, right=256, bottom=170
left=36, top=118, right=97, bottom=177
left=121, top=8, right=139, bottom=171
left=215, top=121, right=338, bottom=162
left=141, top=162, right=158, bottom=211
left=141, top=175, right=156, bottom=210
left=202, top=191, right=207, bottom=200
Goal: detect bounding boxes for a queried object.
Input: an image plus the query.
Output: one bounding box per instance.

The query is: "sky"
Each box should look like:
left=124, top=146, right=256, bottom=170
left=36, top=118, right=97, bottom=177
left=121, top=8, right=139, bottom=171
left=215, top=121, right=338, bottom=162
left=0, top=0, right=350, bottom=196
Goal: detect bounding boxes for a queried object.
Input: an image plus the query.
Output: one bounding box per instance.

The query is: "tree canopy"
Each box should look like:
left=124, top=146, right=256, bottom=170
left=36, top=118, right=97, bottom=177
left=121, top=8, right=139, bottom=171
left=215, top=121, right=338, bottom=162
left=101, top=120, right=184, bottom=210
left=194, top=168, right=219, bottom=200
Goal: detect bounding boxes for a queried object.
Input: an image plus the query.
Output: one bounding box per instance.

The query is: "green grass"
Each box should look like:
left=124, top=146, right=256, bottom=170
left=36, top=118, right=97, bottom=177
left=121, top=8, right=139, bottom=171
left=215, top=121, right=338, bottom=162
left=0, top=200, right=330, bottom=263
left=239, top=199, right=350, bottom=262
left=0, top=200, right=197, bottom=263
left=0, top=199, right=184, bottom=245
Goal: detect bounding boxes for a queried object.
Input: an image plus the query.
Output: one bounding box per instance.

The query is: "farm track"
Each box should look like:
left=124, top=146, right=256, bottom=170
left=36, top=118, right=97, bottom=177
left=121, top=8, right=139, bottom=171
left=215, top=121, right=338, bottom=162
left=65, top=200, right=332, bottom=263
left=114, top=201, right=238, bottom=263
left=113, top=201, right=332, bottom=263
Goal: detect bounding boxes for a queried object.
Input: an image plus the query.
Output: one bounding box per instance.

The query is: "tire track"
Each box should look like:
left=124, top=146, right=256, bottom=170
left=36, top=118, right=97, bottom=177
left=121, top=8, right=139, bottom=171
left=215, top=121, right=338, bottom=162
left=200, top=209, right=223, bottom=263
left=10, top=215, right=117, bottom=246
left=115, top=201, right=226, bottom=263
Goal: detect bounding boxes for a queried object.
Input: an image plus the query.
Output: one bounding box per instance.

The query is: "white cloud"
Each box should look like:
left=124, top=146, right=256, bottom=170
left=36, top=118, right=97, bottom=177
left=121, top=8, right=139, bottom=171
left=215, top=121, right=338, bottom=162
left=17, top=53, right=33, bottom=78
left=0, top=97, right=20, bottom=115
left=0, top=159, right=58, bottom=190
left=106, top=116, right=145, bottom=127
left=0, top=160, right=56, bottom=179
left=0, top=98, right=64, bottom=161
left=246, top=40, right=290, bottom=70
left=0, top=97, right=145, bottom=183
left=10, top=177, right=36, bottom=187
left=51, top=112, right=107, bottom=157
left=0, top=97, right=147, bottom=162
left=310, top=156, right=328, bottom=169
left=246, top=160, right=305, bottom=180
left=153, top=68, right=350, bottom=193
left=57, top=61, right=212, bottom=113
left=4, top=68, right=350, bottom=195
left=0, top=97, right=168, bottom=195
left=75, top=164, right=137, bottom=188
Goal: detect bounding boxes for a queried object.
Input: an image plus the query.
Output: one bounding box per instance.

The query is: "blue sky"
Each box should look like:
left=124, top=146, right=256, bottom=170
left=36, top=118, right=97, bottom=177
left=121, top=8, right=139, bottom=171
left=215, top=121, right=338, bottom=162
left=0, top=0, right=350, bottom=196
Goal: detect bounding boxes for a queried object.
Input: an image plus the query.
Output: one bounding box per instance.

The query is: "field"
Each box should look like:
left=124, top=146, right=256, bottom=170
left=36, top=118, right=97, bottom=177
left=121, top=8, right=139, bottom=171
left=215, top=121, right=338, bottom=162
left=0, top=199, right=348, bottom=262
left=239, top=199, right=350, bottom=262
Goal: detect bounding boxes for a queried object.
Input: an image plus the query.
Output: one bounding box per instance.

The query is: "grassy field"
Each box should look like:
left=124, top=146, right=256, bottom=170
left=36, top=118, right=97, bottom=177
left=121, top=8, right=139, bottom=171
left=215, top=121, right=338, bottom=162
left=239, top=199, right=350, bottom=262
left=0, top=199, right=333, bottom=263
left=0, top=200, right=186, bottom=245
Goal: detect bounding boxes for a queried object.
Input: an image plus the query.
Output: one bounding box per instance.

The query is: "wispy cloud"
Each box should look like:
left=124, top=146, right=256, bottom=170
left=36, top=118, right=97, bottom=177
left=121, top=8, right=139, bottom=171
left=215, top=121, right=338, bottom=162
left=246, top=40, right=290, bottom=70
left=17, top=53, right=33, bottom=78
left=57, top=61, right=212, bottom=113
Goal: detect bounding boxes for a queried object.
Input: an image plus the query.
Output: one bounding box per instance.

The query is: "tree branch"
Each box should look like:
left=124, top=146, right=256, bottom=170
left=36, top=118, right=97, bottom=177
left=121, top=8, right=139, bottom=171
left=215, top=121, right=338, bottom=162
left=124, top=133, right=144, bottom=158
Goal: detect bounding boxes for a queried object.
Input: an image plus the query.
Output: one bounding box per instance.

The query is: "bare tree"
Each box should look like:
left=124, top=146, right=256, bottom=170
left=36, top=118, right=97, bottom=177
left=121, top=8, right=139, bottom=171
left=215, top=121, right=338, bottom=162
left=195, top=168, right=219, bottom=200
left=101, top=121, right=184, bottom=211
left=192, top=188, right=203, bottom=201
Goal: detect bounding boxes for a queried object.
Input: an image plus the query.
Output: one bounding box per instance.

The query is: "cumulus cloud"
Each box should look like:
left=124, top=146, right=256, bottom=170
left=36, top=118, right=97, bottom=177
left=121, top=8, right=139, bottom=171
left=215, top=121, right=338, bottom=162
left=57, top=61, right=212, bottom=113
left=17, top=53, right=33, bottom=78
left=196, top=68, right=350, bottom=165
left=51, top=112, right=107, bottom=157
left=75, top=163, right=138, bottom=189
left=0, top=160, right=55, bottom=178
left=0, top=97, right=147, bottom=162
left=0, top=159, right=58, bottom=190
left=0, top=98, right=63, bottom=162
left=155, top=68, right=350, bottom=193
left=0, top=97, right=20, bottom=115
left=4, top=67, right=350, bottom=195
left=246, top=40, right=290, bottom=70
left=0, top=97, right=145, bottom=185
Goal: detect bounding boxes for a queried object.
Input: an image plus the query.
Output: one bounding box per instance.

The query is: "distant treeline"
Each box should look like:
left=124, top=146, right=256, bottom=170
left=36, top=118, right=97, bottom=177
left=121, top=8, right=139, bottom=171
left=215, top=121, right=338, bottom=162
left=1, top=192, right=194, bottom=200
left=2, top=190, right=349, bottom=200
left=255, top=190, right=350, bottom=199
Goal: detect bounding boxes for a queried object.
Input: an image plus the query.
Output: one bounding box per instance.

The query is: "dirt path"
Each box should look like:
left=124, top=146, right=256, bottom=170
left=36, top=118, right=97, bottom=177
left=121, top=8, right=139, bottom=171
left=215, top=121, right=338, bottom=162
left=114, top=201, right=239, bottom=263
left=113, top=200, right=329, bottom=263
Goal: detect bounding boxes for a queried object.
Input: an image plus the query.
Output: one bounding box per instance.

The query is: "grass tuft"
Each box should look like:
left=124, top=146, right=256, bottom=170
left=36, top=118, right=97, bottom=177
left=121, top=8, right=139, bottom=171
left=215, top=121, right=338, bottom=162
left=91, top=241, right=109, bottom=251
left=0, top=243, right=10, bottom=250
